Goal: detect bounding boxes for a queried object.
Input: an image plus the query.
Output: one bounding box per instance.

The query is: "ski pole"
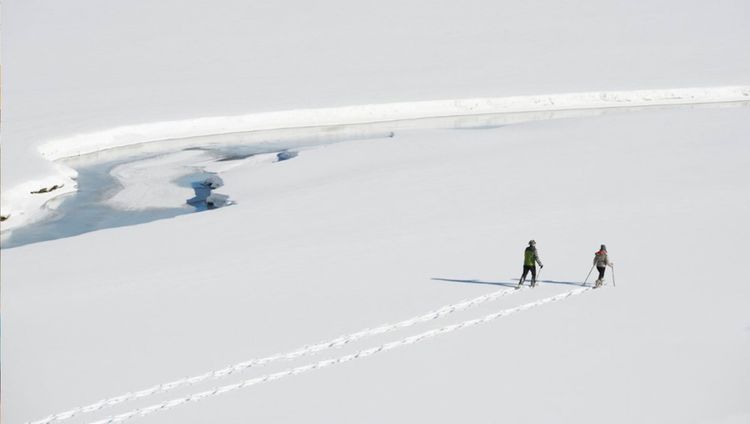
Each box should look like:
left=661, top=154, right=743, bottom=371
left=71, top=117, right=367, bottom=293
left=534, top=267, right=542, bottom=286
left=611, top=265, right=616, bottom=287
left=583, top=265, right=595, bottom=286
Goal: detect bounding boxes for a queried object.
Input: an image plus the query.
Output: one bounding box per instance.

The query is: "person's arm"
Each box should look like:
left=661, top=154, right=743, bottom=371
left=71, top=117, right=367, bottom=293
left=536, top=252, right=543, bottom=268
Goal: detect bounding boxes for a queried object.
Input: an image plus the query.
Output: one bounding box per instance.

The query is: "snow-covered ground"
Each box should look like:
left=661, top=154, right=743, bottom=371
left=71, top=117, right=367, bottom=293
left=3, top=1, right=750, bottom=423
left=4, top=106, right=750, bottom=423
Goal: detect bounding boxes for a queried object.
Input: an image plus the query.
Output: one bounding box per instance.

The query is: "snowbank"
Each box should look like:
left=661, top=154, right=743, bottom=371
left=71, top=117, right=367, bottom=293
left=36, top=86, right=750, bottom=160
left=0, top=165, right=78, bottom=230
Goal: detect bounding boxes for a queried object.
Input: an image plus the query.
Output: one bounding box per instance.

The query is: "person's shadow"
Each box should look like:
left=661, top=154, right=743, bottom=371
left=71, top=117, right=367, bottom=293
left=431, top=278, right=584, bottom=287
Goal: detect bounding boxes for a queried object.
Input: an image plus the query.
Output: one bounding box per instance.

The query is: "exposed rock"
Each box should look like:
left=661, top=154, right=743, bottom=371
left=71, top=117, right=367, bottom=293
left=30, top=184, right=64, bottom=194
left=276, top=150, right=298, bottom=162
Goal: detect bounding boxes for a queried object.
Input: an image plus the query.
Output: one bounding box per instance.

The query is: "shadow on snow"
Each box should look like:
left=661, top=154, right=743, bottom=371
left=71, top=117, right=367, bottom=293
left=431, top=277, right=584, bottom=287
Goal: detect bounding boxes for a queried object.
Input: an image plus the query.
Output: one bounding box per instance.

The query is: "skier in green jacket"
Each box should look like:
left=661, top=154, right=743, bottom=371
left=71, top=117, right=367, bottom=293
left=518, top=240, right=543, bottom=288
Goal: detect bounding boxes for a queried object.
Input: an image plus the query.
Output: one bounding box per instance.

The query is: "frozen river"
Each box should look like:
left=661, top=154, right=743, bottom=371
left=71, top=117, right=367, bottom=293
left=2, top=101, right=746, bottom=249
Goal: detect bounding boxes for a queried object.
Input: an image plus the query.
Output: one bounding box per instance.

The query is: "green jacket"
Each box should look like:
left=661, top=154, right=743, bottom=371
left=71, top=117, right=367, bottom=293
left=524, top=246, right=542, bottom=267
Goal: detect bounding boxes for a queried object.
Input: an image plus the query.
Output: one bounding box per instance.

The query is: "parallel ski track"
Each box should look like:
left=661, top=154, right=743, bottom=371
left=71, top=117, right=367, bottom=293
left=30, top=285, right=524, bottom=424
left=85, top=286, right=592, bottom=424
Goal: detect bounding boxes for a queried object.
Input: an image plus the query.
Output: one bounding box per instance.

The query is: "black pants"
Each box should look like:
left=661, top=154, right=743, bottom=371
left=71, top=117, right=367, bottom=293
left=597, top=266, right=606, bottom=280
left=521, top=265, right=536, bottom=282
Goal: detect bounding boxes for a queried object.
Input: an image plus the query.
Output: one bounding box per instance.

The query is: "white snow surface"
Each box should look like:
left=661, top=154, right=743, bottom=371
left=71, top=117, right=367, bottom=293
left=106, top=150, right=211, bottom=211
left=3, top=1, right=750, bottom=423
left=4, top=107, right=750, bottom=423
left=2, top=0, right=750, bottom=222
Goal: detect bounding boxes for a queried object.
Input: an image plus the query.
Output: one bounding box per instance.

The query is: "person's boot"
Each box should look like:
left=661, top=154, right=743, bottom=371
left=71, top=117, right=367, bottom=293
left=594, top=279, right=602, bottom=288
left=531, top=279, right=537, bottom=288
left=517, top=279, right=524, bottom=288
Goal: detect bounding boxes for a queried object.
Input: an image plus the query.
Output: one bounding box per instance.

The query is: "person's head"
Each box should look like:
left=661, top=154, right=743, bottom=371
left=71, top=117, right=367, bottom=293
left=600, top=244, right=607, bottom=251
left=529, top=240, right=536, bottom=246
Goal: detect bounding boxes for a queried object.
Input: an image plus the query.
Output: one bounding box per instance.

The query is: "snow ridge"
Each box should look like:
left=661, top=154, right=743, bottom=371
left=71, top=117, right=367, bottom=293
left=29, top=286, right=522, bottom=424
left=84, top=287, right=592, bottom=424
left=38, top=86, right=749, bottom=161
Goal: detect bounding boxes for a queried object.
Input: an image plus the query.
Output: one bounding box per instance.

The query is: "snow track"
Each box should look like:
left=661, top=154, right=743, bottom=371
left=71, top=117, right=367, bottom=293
left=87, top=287, right=592, bottom=424
left=29, top=286, right=521, bottom=424
left=29, top=286, right=593, bottom=424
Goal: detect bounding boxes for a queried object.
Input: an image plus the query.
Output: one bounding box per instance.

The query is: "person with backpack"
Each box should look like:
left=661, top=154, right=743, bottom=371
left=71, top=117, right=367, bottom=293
left=593, top=244, right=613, bottom=288
left=518, top=240, right=543, bottom=288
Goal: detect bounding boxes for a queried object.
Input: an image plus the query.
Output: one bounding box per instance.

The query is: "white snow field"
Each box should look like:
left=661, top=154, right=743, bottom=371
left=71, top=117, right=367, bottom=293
left=4, top=106, right=750, bottom=424
left=2, top=1, right=750, bottom=424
